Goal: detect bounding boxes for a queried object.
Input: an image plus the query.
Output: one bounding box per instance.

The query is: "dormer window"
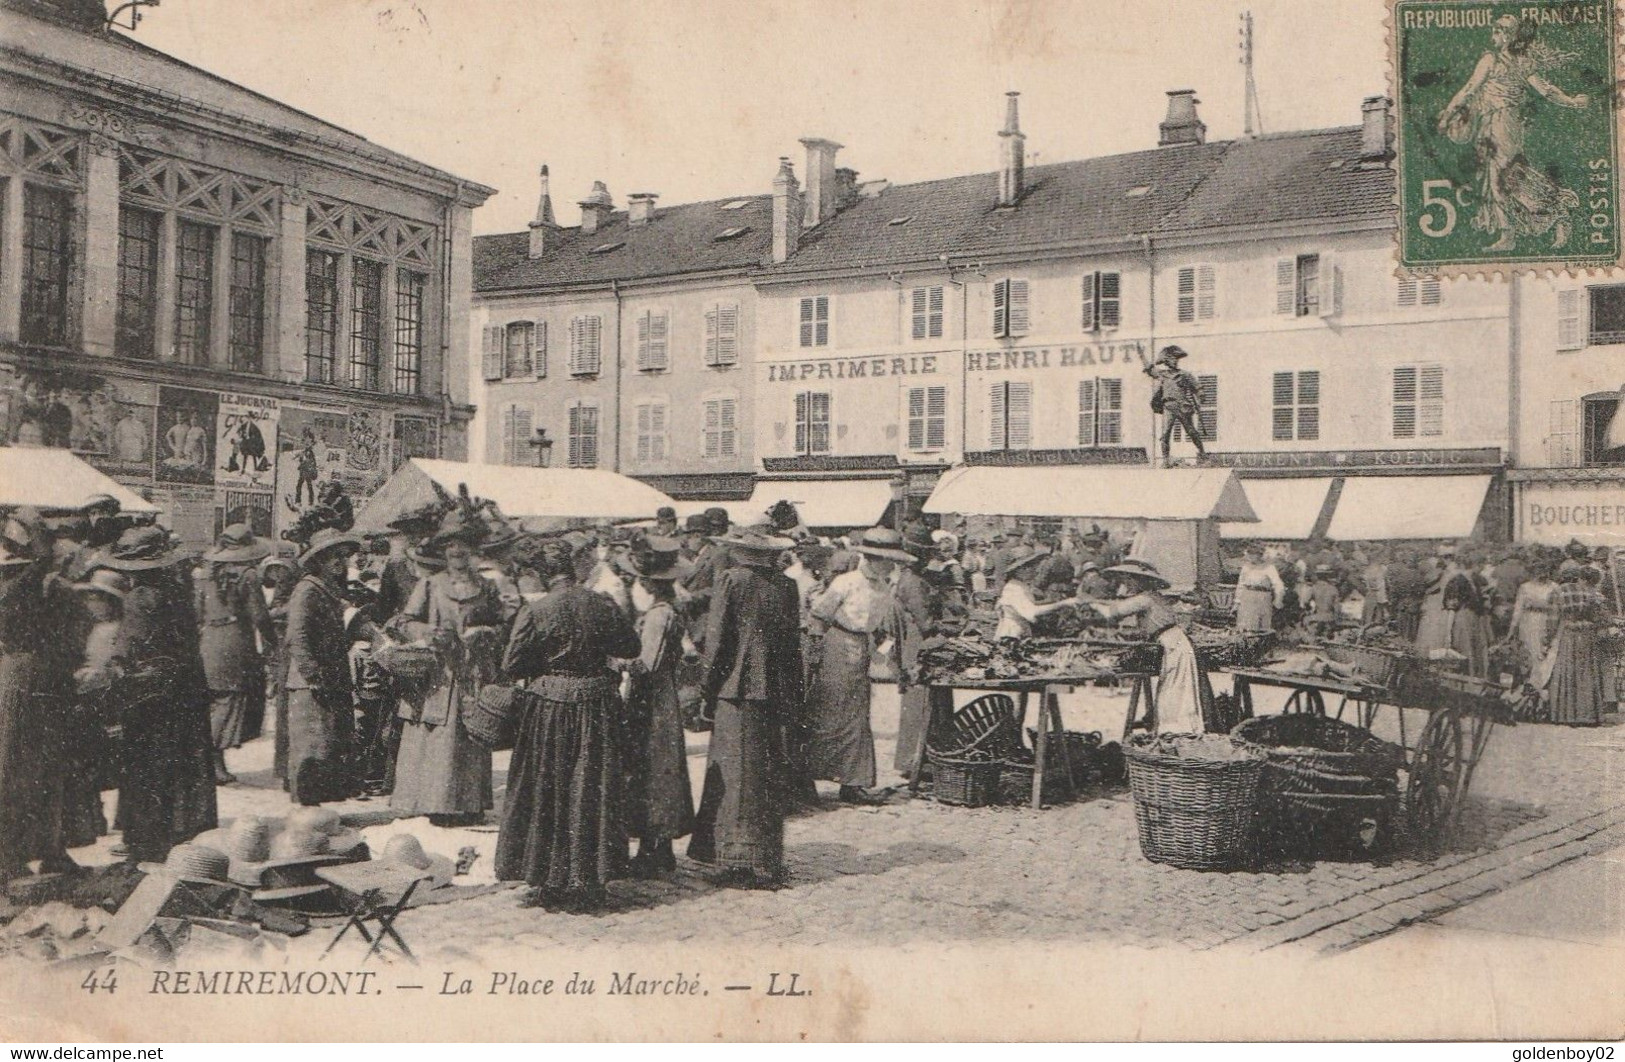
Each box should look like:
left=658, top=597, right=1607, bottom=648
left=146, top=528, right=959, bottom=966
left=715, top=227, right=749, bottom=241
left=590, top=241, right=625, bottom=254
left=887, top=216, right=913, bottom=226
left=721, top=199, right=751, bottom=211
left=1124, top=185, right=1152, bottom=198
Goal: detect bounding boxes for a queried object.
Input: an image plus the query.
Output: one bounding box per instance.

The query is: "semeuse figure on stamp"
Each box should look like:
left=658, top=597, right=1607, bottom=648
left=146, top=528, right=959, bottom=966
left=1437, top=13, right=1589, bottom=252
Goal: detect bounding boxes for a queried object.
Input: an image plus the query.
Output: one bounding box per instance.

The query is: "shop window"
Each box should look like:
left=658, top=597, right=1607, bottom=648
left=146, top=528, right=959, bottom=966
left=703, top=394, right=739, bottom=459
left=1583, top=394, right=1625, bottom=466
left=636, top=309, right=669, bottom=371
left=1272, top=370, right=1320, bottom=441
left=1176, top=265, right=1216, bottom=323
left=116, top=205, right=161, bottom=360
left=1081, top=271, right=1120, bottom=331
left=794, top=391, right=830, bottom=455
left=228, top=233, right=267, bottom=373
left=503, top=321, right=534, bottom=379
left=304, top=250, right=340, bottom=384
left=567, top=401, right=599, bottom=468
left=1078, top=377, right=1122, bottom=446
left=989, top=380, right=1032, bottom=450
left=1587, top=285, right=1625, bottom=346
left=1393, top=364, right=1444, bottom=439
left=636, top=399, right=669, bottom=464
left=992, top=278, right=1029, bottom=338
left=910, top=287, right=944, bottom=340
left=907, top=386, right=947, bottom=450
left=173, top=219, right=216, bottom=366
left=393, top=270, right=425, bottom=395
left=20, top=184, right=73, bottom=348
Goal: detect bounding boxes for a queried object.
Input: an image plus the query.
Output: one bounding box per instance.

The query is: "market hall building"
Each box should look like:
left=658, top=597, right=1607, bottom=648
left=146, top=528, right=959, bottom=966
left=472, top=88, right=1546, bottom=543
left=0, top=0, right=492, bottom=548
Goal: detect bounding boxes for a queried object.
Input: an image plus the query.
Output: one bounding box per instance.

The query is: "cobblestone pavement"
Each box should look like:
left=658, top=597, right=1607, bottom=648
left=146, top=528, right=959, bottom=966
left=128, top=689, right=1625, bottom=957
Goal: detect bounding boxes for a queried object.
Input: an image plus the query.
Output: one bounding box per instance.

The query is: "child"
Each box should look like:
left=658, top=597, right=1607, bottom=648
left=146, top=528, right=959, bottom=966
left=73, top=569, right=128, bottom=691
left=1307, top=564, right=1341, bottom=639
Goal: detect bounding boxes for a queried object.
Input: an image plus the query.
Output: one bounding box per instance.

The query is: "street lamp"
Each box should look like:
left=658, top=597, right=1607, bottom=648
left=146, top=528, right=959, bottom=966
left=529, top=427, right=554, bottom=468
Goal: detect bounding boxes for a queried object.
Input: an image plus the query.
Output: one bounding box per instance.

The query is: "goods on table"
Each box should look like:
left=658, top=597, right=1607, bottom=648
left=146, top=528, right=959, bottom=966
left=919, top=624, right=1274, bottom=685
left=1232, top=714, right=1402, bottom=858
left=1256, top=648, right=1364, bottom=684
left=1125, top=734, right=1266, bottom=870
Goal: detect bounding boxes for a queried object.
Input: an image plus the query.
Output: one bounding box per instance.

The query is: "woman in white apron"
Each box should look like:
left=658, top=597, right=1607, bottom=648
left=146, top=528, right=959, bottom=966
left=1090, top=562, right=1212, bottom=734
left=1234, top=543, right=1285, bottom=633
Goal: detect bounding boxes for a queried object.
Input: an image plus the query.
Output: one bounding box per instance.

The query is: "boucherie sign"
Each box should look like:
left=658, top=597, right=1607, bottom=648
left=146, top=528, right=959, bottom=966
left=1521, top=484, right=1625, bottom=544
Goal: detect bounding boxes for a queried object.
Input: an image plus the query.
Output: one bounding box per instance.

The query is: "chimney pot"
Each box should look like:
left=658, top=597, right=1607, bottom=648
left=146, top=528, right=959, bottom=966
left=998, top=91, right=1026, bottom=207
left=1158, top=89, right=1206, bottom=147
left=799, top=137, right=843, bottom=227
left=772, top=157, right=803, bottom=264
left=628, top=192, right=659, bottom=227
left=577, top=180, right=613, bottom=235
left=1360, top=95, right=1394, bottom=166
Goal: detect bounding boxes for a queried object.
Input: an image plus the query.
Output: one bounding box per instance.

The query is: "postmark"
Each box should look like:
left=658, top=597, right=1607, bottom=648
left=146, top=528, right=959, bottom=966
left=1393, top=0, right=1622, bottom=273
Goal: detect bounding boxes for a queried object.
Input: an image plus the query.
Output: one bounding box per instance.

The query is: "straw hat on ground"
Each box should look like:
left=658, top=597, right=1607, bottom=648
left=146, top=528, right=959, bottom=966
left=138, top=843, right=237, bottom=888
left=373, top=834, right=455, bottom=890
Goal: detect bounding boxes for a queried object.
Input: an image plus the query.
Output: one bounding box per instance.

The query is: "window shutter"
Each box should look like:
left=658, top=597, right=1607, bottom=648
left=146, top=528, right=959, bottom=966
left=533, top=321, right=547, bottom=377
left=928, top=286, right=944, bottom=338
left=809, top=392, right=830, bottom=453
left=1100, top=377, right=1122, bottom=444
left=1298, top=370, right=1320, bottom=441
left=1275, top=258, right=1296, bottom=315
left=482, top=325, right=503, bottom=381
left=512, top=405, right=533, bottom=466
left=568, top=317, right=581, bottom=375
left=1007, top=381, right=1032, bottom=448
left=717, top=303, right=739, bottom=365
left=911, top=289, right=927, bottom=340
left=1009, top=280, right=1030, bottom=334
left=1319, top=253, right=1341, bottom=318
left=586, top=316, right=602, bottom=374
left=1393, top=366, right=1417, bottom=438
left=567, top=404, right=582, bottom=467
left=1198, top=375, right=1218, bottom=441
left=1272, top=371, right=1294, bottom=440
left=1176, top=268, right=1195, bottom=324
left=499, top=404, right=515, bottom=464
left=1419, top=364, right=1444, bottom=436
left=1548, top=398, right=1579, bottom=464
left=650, top=312, right=668, bottom=369
left=1557, top=289, right=1583, bottom=350
left=990, top=382, right=1006, bottom=447
left=705, top=306, right=719, bottom=366
left=636, top=313, right=651, bottom=370
left=579, top=405, right=599, bottom=467
left=1421, top=278, right=1442, bottom=306
left=635, top=403, right=651, bottom=463
left=1098, top=272, right=1120, bottom=329
left=652, top=403, right=668, bottom=461
left=1197, top=265, right=1215, bottom=320
left=1081, top=273, right=1097, bottom=331
left=907, top=387, right=926, bottom=450
left=993, top=280, right=1009, bottom=337
left=1078, top=378, right=1096, bottom=445
left=793, top=392, right=808, bottom=454
left=705, top=399, right=722, bottom=458
left=1397, top=276, right=1418, bottom=307
left=926, top=386, right=946, bottom=448
left=720, top=398, right=737, bottom=457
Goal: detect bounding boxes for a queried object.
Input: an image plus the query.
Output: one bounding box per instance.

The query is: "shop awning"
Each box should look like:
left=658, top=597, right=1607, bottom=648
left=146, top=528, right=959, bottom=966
left=354, top=458, right=676, bottom=531
left=1326, top=474, right=1493, bottom=541
left=923, top=466, right=1258, bottom=522
left=1221, top=478, right=1335, bottom=540
left=0, top=447, right=158, bottom=514
left=745, top=479, right=895, bottom=529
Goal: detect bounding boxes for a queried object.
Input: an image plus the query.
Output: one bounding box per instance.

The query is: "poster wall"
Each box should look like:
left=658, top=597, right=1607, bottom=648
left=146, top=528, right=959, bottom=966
left=215, top=392, right=279, bottom=491
left=155, top=387, right=219, bottom=486
left=0, top=365, right=157, bottom=479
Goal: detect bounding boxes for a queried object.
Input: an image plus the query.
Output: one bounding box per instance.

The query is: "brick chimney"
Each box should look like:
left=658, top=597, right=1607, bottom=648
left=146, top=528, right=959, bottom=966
left=628, top=192, right=658, bottom=227
left=800, top=138, right=842, bottom=227
left=1360, top=95, right=1394, bottom=167
left=834, top=167, right=861, bottom=212
left=578, top=181, right=613, bottom=235
left=998, top=91, right=1026, bottom=207
left=772, top=157, right=803, bottom=265
left=1158, top=89, right=1206, bottom=146
left=528, top=164, right=556, bottom=259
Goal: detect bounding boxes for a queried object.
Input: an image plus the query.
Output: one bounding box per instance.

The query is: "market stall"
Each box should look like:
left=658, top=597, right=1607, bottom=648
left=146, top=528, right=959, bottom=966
left=1325, top=474, right=1493, bottom=541
left=353, top=458, right=676, bottom=532
left=0, top=447, right=158, bottom=514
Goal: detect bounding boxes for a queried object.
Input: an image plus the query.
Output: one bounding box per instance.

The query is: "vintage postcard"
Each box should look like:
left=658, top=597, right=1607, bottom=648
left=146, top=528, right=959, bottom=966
left=0, top=0, right=1622, bottom=1046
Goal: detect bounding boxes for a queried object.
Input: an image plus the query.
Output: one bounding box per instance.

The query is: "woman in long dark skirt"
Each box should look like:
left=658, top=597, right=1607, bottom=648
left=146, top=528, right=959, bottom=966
left=196, top=525, right=275, bottom=784
left=261, top=550, right=298, bottom=788
left=1545, top=560, right=1609, bottom=726
left=619, top=539, right=695, bottom=877
left=498, top=539, right=640, bottom=911
left=95, top=527, right=218, bottom=864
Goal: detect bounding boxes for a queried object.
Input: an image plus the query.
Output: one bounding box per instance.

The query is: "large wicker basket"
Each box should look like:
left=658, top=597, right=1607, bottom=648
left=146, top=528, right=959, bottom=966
left=927, top=750, right=1001, bottom=807
left=1125, top=734, right=1266, bottom=870
left=1232, top=714, right=1402, bottom=857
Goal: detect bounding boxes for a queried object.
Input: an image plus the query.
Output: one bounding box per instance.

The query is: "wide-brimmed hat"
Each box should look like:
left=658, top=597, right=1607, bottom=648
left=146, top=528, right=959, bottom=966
left=373, top=834, right=454, bottom=890
left=285, top=806, right=365, bottom=855
left=655, top=506, right=677, bottom=523
left=94, top=525, right=176, bottom=572
left=703, top=507, right=731, bottom=535
left=851, top=526, right=914, bottom=563
left=1005, top=546, right=1052, bottom=577
left=71, top=568, right=129, bottom=602
left=259, top=826, right=346, bottom=872
left=259, top=544, right=298, bottom=574
left=716, top=527, right=795, bottom=558
left=192, top=816, right=276, bottom=887
left=901, top=525, right=936, bottom=558
left=138, top=843, right=237, bottom=888
left=1105, top=562, right=1171, bottom=589
left=299, top=528, right=362, bottom=569
left=1158, top=344, right=1189, bottom=361
left=617, top=535, right=696, bottom=582
left=205, top=523, right=273, bottom=564
left=682, top=513, right=709, bottom=533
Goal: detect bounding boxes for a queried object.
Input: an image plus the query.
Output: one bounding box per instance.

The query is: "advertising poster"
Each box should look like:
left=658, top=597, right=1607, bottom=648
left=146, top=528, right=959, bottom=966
left=146, top=483, right=218, bottom=551
left=154, top=386, right=219, bottom=486
left=0, top=364, right=157, bottom=479
left=276, top=405, right=350, bottom=540
left=392, top=412, right=441, bottom=470
left=215, top=391, right=279, bottom=490
left=220, top=488, right=275, bottom=538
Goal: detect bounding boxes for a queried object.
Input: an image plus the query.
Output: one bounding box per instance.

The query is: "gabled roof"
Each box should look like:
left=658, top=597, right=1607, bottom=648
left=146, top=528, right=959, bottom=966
left=474, top=194, right=774, bottom=292
left=1151, top=126, right=1393, bottom=233
left=2, top=6, right=492, bottom=194
left=473, top=123, right=1398, bottom=292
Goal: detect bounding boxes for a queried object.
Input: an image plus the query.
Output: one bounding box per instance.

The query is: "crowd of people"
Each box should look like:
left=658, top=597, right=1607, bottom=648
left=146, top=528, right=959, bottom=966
left=0, top=487, right=1617, bottom=912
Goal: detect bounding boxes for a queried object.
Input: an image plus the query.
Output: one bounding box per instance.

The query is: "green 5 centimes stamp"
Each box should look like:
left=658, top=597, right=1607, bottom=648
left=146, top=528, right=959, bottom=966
left=1395, top=0, right=1621, bottom=271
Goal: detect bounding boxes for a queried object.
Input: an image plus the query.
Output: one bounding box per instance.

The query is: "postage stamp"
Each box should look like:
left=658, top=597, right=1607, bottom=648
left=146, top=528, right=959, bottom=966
left=1393, top=0, right=1621, bottom=273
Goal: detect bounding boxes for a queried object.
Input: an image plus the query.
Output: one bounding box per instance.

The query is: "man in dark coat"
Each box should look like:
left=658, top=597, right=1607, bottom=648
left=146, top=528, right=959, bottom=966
left=688, top=529, right=802, bottom=888
left=284, top=528, right=362, bottom=805
left=892, top=527, right=948, bottom=779
left=679, top=507, right=732, bottom=641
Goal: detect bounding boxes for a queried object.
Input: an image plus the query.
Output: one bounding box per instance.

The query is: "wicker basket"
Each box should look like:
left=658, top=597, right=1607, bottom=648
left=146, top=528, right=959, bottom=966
left=1233, top=714, right=1402, bottom=858
left=995, top=757, right=1072, bottom=806
left=928, top=750, right=1001, bottom=807
left=372, top=643, right=442, bottom=682
left=1025, top=728, right=1102, bottom=788
left=1323, top=642, right=1410, bottom=689
left=1124, top=734, right=1266, bottom=870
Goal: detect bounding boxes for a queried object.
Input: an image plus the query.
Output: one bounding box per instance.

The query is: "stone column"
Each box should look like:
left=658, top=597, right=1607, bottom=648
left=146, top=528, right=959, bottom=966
left=79, top=132, right=121, bottom=357
left=0, top=176, right=23, bottom=342
left=210, top=225, right=232, bottom=370
left=153, top=212, right=176, bottom=362
left=276, top=187, right=307, bottom=381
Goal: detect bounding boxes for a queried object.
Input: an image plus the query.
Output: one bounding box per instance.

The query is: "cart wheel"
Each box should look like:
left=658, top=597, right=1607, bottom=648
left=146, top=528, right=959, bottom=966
left=1406, top=710, right=1464, bottom=848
